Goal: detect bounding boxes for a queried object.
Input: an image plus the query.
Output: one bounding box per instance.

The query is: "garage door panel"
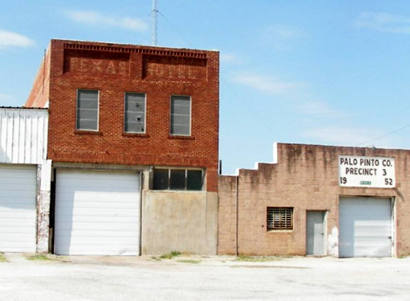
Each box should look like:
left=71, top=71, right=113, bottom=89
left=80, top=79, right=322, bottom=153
left=339, top=197, right=392, bottom=257
left=0, top=165, right=37, bottom=253
left=55, top=169, right=141, bottom=256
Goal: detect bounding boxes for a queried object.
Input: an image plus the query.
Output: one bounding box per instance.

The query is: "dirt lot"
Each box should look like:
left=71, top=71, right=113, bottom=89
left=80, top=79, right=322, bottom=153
left=1, top=253, right=410, bottom=300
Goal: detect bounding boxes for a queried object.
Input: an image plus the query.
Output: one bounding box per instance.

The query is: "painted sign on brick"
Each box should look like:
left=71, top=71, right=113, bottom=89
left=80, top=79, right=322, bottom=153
left=338, top=155, right=395, bottom=188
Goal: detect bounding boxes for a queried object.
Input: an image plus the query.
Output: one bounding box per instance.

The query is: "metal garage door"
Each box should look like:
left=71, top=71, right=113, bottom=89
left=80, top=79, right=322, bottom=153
left=55, top=169, right=141, bottom=255
left=339, top=197, right=392, bottom=257
left=0, top=165, right=36, bottom=252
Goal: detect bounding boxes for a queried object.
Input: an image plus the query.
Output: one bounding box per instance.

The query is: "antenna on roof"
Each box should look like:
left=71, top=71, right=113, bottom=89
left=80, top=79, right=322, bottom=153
left=152, top=0, right=158, bottom=46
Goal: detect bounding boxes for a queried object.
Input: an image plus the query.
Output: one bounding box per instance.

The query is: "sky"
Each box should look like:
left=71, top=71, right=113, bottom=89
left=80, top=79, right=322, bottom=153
left=1, top=0, right=410, bottom=174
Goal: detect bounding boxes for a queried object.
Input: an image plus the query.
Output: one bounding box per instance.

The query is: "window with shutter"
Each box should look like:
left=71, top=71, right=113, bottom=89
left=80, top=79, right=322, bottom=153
left=267, top=207, right=293, bottom=230
left=76, top=89, right=99, bottom=131
left=125, top=93, right=146, bottom=133
left=170, top=95, right=191, bottom=136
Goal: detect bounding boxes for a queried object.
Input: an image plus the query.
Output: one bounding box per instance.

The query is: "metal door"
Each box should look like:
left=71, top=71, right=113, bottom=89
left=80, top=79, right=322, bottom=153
left=339, top=197, right=392, bottom=257
left=306, top=211, right=326, bottom=256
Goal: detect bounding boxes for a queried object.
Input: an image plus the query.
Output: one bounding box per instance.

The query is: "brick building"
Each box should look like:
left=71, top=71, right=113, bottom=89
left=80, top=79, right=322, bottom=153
left=218, top=143, right=410, bottom=257
left=25, top=39, right=219, bottom=255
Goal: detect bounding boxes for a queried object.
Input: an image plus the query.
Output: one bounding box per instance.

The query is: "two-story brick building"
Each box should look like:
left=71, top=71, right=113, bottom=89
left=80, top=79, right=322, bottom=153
left=25, top=39, right=219, bottom=255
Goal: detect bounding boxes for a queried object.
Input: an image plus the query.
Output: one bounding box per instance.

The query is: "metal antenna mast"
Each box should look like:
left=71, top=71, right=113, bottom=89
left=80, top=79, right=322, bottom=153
left=152, top=0, right=158, bottom=46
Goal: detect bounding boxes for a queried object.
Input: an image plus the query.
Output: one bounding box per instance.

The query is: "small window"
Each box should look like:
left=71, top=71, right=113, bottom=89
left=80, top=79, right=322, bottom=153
left=153, top=168, right=203, bottom=190
left=125, top=93, right=145, bottom=133
left=77, top=89, right=99, bottom=131
left=170, top=95, right=191, bottom=136
left=267, top=207, right=293, bottom=231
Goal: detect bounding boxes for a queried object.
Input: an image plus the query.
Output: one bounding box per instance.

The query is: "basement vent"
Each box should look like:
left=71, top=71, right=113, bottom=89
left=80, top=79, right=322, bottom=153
left=267, top=207, right=293, bottom=231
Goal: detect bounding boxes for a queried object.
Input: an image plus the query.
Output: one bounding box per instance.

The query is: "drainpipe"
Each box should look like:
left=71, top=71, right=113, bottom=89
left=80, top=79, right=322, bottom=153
left=235, top=175, right=239, bottom=256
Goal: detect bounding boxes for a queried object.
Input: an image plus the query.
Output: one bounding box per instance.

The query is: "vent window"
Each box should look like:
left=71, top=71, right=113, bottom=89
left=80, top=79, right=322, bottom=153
left=267, top=207, right=293, bottom=231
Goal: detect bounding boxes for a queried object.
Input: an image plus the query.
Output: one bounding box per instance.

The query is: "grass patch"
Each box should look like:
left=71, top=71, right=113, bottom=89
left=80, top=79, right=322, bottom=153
left=151, top=256, right=161, bottom=261
left=26, top=254, right=53, bottom=261
left=235, top=255, right=285, bottom=262
left=0, top=253, right=7, bottom=262
left=177, top=259, right=201, bottom=264
left=160, top=251, right=181, bottom=260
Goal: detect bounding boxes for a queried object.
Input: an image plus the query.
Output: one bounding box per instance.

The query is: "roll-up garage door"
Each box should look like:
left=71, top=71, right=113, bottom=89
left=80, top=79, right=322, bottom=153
left=0, top=165, right=37, bottom=252
left=55, top=169, right=141, bottom=255
left=339, top=197, right=392, bottom=257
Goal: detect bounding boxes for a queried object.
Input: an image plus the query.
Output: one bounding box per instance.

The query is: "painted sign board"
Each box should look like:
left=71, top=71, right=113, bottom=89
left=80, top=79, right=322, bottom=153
left=338, top=155, right=395, bottom=188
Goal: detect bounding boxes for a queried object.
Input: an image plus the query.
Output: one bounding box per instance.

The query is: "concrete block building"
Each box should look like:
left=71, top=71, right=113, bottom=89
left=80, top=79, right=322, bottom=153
left=218, top=143, right=410, bottom=258
left=25, top=39, right=219, bottom=255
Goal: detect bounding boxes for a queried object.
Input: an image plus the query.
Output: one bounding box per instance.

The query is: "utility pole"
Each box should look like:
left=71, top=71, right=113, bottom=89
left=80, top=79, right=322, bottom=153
left=152, top=0, right=158, bottom=46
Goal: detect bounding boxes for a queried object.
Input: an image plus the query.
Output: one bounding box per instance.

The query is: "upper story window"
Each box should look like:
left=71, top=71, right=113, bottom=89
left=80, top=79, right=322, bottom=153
left=170, top=95, right=191, bottom=136
left=125, top=93, right=146, bottom=133
left=76, top=89, right=99, bottom=131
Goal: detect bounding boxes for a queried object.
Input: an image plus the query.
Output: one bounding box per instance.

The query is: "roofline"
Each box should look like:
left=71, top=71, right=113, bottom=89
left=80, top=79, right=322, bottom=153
left=0, top=106, right=48, bottom=110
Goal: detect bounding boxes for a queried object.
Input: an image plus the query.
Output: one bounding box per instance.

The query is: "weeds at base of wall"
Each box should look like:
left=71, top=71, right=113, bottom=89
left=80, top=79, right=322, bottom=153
left=176, top=259, right=201, bottom=264
left=25, top=254, right=60, bottom=261
left=159, top=251, right=182, bottom=260
left=0, top=253, right=7, bottom=262
left=235, top=255, right=289, bottom=262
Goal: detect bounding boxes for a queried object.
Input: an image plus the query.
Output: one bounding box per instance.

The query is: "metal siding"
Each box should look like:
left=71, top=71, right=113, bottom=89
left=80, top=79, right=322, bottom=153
left=0, top=165, right=37, bottom=252
left=55, top=169, right=141, bottom=255
left=339, top=197, right=392, bottom=257
left=0, top=108, right=48, bottom=164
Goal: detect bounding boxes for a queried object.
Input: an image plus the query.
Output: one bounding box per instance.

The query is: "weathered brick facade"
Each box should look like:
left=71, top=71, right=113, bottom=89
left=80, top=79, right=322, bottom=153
left=218, top=143, right=410, bottom=257
left=26, top=39, right=219, bottom=192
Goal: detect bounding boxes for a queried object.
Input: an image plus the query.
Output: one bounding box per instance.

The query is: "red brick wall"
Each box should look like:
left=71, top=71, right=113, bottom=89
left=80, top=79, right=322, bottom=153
left=218, top=143, right=410, bottom=256
left=25, top=44, right=51, bottom=108
left=26, top=40, right=219, bottom=192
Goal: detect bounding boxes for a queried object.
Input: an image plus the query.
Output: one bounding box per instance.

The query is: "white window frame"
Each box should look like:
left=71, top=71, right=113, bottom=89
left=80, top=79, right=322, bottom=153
left=170, top=95, right=192, bottom=136
left=124, top=92, right=147, bottom=134
left=76, top=89, right=100, bottom=131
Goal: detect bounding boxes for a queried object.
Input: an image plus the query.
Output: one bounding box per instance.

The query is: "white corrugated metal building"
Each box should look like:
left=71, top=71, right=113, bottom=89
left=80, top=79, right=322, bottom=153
left=0, top=107, right=51, bottom=253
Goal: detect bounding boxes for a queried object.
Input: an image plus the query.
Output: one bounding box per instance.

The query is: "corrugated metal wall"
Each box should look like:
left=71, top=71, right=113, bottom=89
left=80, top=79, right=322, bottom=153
left=0, top=108, right=48, bottom=164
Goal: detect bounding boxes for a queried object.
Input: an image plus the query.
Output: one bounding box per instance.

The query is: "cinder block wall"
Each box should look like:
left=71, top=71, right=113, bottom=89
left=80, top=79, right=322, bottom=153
left=218, top=143, right=410, bottom=257
left=26, top=39, right=219, bottom=192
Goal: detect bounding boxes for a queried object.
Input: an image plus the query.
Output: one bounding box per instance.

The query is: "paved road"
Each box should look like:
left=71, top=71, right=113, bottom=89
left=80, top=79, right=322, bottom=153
left=1, top=254, right=410, bottom=300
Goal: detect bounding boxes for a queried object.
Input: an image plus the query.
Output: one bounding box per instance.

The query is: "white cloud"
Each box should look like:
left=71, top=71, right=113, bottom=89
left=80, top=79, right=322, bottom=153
left=65, top=10, right=148, bottom=32
left=303, top=127, right=396, bottom=147
left=297, top=100, right=345, bottom=118
left=261, top=25, right=306, bottom=50
left=231, top=73, right=299, bottom=95
left=356, top=12, right=410, bottom=34
left=220, top=53, right=240, bottom=64
left=0, top=30, right=34, bottom=49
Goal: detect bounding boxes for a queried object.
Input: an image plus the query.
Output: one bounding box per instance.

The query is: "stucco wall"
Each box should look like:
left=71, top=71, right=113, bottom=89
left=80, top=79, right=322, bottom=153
left=142, top=190, right=218, bottom=255
left=218, top=143, right=410, bottom=257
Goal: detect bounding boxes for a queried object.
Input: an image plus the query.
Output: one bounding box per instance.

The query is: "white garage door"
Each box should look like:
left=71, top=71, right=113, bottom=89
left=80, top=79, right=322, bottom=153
left=339, top=197, right=392, bottom=257
left=0, top=165, right=36, bottom=252
left=55, top=169, right=141, bottom=256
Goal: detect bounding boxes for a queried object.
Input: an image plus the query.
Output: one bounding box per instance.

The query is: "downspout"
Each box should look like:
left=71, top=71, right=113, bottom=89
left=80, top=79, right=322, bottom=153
left=235, top=175, right=239, bottom=256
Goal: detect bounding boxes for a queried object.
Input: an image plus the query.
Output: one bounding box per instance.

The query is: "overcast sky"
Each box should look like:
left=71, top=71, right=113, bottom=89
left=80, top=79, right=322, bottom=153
left=1, top=0, right=410, bottom=174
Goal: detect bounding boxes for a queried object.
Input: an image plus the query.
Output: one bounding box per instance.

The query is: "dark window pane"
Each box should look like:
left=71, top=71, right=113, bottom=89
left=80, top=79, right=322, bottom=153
left=170, top=169, right=185, bottom=190
left=187, top=170, right=202, bottom=190
left=153, top=169, right=169, bottom=190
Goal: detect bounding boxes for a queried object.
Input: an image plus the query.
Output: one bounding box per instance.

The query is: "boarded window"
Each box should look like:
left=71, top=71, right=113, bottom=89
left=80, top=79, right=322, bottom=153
left=267, top=207, right=293, bottom=230
left=125, top=93, right=145, bottom=133
left=153, top=168, right=203, bottom=190
left=77, top=90, right=98, bottom=130
left=170, top=96, right=191, bottom=136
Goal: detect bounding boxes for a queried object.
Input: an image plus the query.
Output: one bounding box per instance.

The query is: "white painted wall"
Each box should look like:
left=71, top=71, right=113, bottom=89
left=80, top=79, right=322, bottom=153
left=0, top=108, right=48, bottom=164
